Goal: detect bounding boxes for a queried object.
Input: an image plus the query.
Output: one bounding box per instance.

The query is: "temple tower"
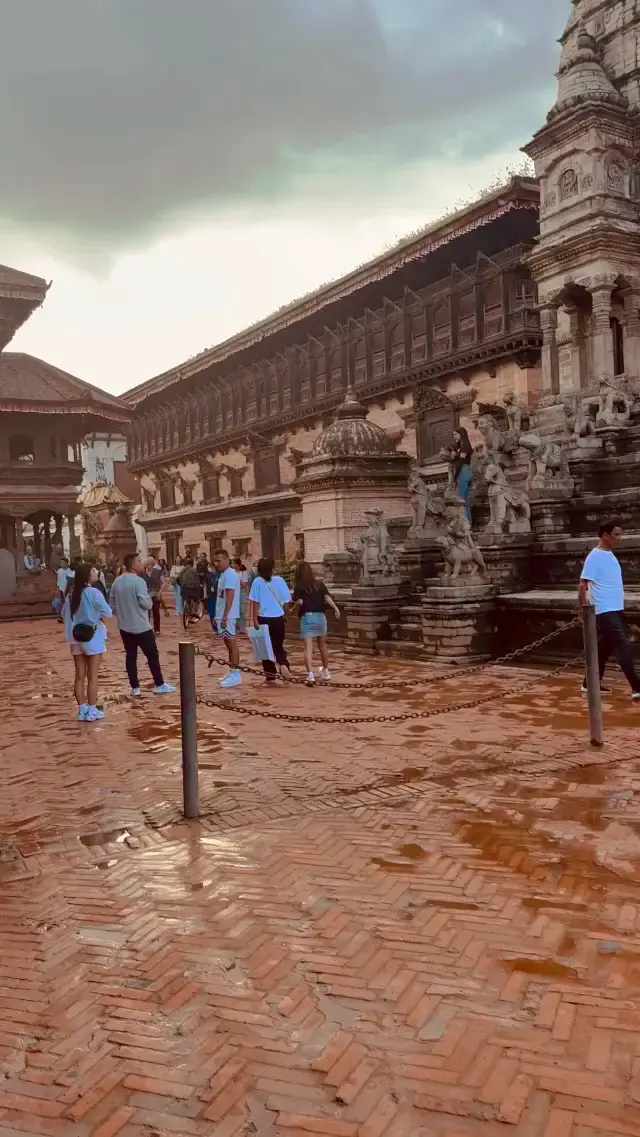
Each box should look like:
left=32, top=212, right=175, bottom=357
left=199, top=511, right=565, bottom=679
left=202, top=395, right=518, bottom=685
left=523, top=0, right=640, bottom=396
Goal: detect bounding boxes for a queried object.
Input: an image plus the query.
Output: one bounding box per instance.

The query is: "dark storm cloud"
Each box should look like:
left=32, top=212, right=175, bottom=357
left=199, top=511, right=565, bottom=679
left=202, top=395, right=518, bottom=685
left=0, top=0, right=566, bottom=244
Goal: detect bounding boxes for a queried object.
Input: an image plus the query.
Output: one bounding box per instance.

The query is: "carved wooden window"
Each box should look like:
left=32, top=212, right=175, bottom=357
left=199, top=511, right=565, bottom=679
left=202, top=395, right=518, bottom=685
left=457, top=290, right=476, bottom=348
left=353, top=335, right=367, bottom=385
left=254, top=448, right=280, bottom=491
left=371, top=322, right=386, bottom=377
left=432, top=301, right=450, bottom=356
left=233, top=538, right=250, bottom=559
left=201, top=469, right=220, bottom=502
left=483, top=277, right=503, bottom=338
left=389, top=320, right=405, bottom=372
left=410, top=306, right=426, bottom=363
left=159, top=479, right=175, bottom=510
left=329, top=347, right=342, bottom=393
left=245, top=378, right=256, bottom=421
left=227, top=468, right=245, bottom=497
left=300, top=352, right=311, bottom=403
left=315, top=348, right=326, bottom=399
left=416, top=392, right=456, bottom=463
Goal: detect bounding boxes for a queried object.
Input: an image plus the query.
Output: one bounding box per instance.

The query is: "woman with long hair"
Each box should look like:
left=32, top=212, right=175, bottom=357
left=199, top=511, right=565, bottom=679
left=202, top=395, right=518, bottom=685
left=169, top=555, right=184, bottom=616
left=247, top=557, right=292, bottom=682
left=450, top=426, right=473, bottom=523
left=63, top=561, right=112, bottom=722
left=292, top=561, right=340, bottom=684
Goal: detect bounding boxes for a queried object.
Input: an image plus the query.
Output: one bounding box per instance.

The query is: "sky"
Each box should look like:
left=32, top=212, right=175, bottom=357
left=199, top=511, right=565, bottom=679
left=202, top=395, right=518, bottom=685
left=1, top=0, right=568, bottom=396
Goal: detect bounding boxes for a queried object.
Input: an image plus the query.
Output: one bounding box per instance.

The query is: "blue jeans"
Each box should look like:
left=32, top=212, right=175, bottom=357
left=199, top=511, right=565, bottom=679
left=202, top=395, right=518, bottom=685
left=173, top=582, right=183, bottom=614
left=456, top=464, right=473, bottom=523
left=589, top=611, right=640, bottom=693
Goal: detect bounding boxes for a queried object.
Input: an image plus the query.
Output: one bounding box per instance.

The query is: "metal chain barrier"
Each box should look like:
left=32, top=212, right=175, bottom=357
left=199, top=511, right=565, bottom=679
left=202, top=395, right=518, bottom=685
left=195, top=651, right=584, bottom=726
left=192, top=615, right=582, bottom=691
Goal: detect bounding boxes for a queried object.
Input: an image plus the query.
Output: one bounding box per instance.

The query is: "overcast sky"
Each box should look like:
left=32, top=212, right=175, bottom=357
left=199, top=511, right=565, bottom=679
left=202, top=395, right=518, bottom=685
left=1, top=0, right=567, bottom=395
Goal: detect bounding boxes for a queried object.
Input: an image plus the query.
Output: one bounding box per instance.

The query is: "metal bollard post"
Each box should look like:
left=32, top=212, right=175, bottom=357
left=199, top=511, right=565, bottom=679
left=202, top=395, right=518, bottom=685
left=582, top=604, right=604, bottom=748
left=179, top=641, right=199, bottom=818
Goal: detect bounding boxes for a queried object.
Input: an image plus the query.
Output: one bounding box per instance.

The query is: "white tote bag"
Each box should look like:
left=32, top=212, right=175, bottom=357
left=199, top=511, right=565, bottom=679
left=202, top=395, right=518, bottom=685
left=247, top=624, right=275, bottom=663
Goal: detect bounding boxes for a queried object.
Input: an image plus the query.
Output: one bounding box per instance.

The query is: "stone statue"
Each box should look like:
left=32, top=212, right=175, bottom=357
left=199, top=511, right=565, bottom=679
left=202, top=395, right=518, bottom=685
left=484, top=463, right=531, bottom=535
left=350, top=509, right=399, bottom=584
left=476, top=413, right=517, bottom=464
left=597, top=377, right=632, bottom=427
left=408, top=471, right=446, bottom=537
left=560, top=392, right=596, bottom=439
left=517, top=431, right=566, bottom=486
left=503, top=390, right=527, bottom=441
left=437, top=514, right=486, bottom=580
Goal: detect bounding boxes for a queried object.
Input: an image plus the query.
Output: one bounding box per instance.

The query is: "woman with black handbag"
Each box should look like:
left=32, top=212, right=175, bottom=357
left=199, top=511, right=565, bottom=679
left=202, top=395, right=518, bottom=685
left=63, top=562, right=112, bottom=722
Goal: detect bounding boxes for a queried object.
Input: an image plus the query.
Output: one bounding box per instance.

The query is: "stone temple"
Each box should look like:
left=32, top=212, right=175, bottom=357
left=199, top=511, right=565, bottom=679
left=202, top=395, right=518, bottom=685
left=121, top=0, right=640, bottom=661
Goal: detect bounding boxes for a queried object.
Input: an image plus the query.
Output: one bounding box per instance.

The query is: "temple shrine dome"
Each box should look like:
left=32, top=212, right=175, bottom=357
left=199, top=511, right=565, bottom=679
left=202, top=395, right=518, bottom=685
left=79, top=482, right=131, bottom=510
left=549, top=29, right=627, bottom=121
left=312, top=389, right=396, bottom=459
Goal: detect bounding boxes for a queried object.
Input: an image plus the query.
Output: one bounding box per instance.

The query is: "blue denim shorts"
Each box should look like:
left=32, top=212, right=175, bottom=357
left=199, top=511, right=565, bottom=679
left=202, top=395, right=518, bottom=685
left=300, top=613, right=327, bottom=638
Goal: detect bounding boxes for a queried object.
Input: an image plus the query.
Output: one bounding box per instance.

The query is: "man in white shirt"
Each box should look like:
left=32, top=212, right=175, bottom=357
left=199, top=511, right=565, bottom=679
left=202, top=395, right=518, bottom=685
left=212, top=548, right=241, bottom=688
left=579, top=520, right=640, bottom=699
left=55, top=557, right=72, bottom=622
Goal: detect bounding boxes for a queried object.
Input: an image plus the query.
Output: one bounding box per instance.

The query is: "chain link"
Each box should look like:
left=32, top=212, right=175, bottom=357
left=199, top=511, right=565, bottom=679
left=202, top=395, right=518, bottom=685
left=196, top=651, right=584, bottom=725
left=193, top=615, right=583, bottom=691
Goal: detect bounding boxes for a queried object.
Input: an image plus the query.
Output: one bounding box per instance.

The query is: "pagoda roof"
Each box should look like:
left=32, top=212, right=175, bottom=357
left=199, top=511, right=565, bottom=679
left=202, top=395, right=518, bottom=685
left=0, top=352, right=131, bottom=422
left=125, top=175, right=540, bottom=407
left=0, top=264, right=49, bottom=298
left=0, top=265, right=50, bottom=351
left=79, top=481, right=132, bottom=509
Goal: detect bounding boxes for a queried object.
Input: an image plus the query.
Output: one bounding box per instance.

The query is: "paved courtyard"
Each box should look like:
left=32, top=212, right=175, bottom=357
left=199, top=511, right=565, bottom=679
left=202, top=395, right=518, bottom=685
left=2, top=616, right=640, bottom=1137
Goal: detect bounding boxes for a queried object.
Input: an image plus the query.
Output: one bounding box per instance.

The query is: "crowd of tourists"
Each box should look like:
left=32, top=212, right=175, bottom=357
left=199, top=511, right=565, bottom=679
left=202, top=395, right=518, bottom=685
left=55, top=546, right=341, bottom=721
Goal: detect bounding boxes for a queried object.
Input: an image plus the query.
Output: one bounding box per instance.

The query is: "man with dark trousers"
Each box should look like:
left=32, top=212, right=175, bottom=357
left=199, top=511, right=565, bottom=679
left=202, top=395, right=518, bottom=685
left=579, top=520, right=640, bottom=699
left=110, top=553, right=176, bottom=697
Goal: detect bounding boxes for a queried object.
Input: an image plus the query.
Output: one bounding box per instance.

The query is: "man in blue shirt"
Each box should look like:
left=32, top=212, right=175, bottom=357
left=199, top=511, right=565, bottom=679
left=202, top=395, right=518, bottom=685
left=579, top=520, right=640, bottom=699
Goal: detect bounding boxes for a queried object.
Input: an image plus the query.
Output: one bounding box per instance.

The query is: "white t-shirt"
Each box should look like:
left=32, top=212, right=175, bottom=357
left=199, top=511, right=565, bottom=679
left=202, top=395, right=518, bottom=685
left=56, top=567, right=72, bottom=591
left=249, top=575, right=291, bottom=618
left=216, top=567, right=240, bottom=621
left=581, top=548, right=624, bottom=614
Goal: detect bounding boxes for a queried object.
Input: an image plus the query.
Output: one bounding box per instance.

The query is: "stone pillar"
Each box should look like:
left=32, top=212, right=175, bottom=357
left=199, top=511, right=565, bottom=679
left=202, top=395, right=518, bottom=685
left=43, top=514, right=52, bottom=568
left=540, top=305, right=560, bottom=395
left=13, top=516, right=24, bottom=572
left=565, top=304, right=588, bottom=391
left=590, top=285, right=615, bottom=380
left=52, top=514, right=64, bottom=549
left=33, top=521, right=42, bottom=562
left=623, top=288, right=640, bottom=380
left=68, top=510, right=81, bottom=557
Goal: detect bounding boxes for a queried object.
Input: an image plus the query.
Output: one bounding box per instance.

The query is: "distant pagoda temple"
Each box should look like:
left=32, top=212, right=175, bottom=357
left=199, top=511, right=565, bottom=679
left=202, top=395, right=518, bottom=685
left=0, top=264, right=130, bottom=618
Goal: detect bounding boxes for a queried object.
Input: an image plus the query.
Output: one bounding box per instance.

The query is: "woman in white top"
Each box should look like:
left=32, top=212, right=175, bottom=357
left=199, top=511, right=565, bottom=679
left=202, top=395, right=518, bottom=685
left=247, top=557, right=292, bottom=681
left=63, top=562, right=112, bottom=722
left=169, top=555, right=184, bottom=615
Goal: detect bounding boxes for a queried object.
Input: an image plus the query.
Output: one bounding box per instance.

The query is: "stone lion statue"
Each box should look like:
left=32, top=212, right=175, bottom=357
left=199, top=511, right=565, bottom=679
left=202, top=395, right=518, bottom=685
left=517, top=431, right=566, bottom=484
left=436, top=516, right=486, bottom=580
left=485, top=463, right=531, bottom=534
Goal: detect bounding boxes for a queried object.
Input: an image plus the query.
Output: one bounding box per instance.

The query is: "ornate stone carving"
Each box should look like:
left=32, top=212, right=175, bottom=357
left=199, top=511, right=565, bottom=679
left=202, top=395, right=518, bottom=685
left=518, top=430, right=567, bottom=486
left=349, top=510, right=400, bottom=585
left=596, top=376, right=632, bottom=426
left=437, top=514, right=486, bottom=580
left=559, top=169, right=579, bottom=200
left=607, top=162, right=625, bottom=192
left=408, top=471, right=446, bottom=538
left=484, top=464, right=531, bottom=535
left=582, top=173, right=593, bottom=190
left=476, top=413, right=519, bottom=465
left=559, top=392, right=596, bottom=439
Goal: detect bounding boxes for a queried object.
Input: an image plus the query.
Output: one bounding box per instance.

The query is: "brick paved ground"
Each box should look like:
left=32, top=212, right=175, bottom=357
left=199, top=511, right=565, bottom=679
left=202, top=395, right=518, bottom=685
left=3, top=614, right=640, bottom=1137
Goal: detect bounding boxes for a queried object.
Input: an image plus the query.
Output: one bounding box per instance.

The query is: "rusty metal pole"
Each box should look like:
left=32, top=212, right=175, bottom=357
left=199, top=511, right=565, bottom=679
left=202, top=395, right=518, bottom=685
left=582, top=604, right=604, bottom=748
left=179, top=641, right=199, bottom=817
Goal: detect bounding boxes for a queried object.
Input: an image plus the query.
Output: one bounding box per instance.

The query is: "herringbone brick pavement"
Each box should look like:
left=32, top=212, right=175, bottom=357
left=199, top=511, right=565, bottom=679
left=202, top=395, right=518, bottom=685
left=2, top=617, right=640, bottom=1137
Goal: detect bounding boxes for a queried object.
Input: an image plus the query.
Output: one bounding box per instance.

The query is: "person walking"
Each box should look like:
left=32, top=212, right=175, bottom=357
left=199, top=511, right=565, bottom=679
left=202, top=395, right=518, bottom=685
left=579, top=520, right=640, bottom=699
left=54, top=556, right=72, bottom=621
left=233, top=556, right=249, bottom=632
left=170, top=555, right=184, bottom=616
left=291, top=560, right=340, bottom=684
left=212, top=548, right=242, bottom=688
left=248, top=557, right=292, bottom=682
left=63, top=562, right=112, bottom=721
left=143, top=555, right=164, bottom=635
left=110, top=552, right=176, bottom=697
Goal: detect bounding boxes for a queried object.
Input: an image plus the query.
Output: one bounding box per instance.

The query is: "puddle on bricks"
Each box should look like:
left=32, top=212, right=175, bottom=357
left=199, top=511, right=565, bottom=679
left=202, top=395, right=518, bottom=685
left=127, top=710, right=230, bottom=757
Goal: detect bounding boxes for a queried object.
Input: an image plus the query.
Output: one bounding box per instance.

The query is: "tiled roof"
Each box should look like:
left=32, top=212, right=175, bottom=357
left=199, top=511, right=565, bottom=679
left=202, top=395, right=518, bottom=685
left=0, top=264, right=48, bottom=296
left=125, top=175, right=540, bottom=407
left=0, top=353, right=130, bottom=420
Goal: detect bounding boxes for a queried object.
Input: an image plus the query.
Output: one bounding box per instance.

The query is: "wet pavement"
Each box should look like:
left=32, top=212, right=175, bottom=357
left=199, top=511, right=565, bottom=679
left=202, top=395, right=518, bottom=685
left=2, top=615, right=640, bottom=1137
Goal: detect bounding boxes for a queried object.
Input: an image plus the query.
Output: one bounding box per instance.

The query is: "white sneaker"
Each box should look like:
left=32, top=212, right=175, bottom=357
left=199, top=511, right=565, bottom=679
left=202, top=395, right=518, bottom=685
left=319, top=668, right=331, bottom=681
left=131, top=688, right=142, bottom=698
left=306, top=672, right=315, bottom=685
left=77, top=704, right=89, bottom=721
left=632, top=692, right=640, bottom=701
left=220, top=671, right=242, bottom=689
left=153, top=683, right=176, bottom=695
left=218, top=671, right=230, bottom=686
left=85, top=707, right=105, bottom=721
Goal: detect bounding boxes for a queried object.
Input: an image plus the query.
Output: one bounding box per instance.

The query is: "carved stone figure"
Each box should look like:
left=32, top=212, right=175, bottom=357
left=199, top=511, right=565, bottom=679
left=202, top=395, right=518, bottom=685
left=517, top=431, right=566, bottom=485
left=408, top=471, right=446, bottom=537
left=597, top=377, right=632, bottom=427
left=437, top=515, right=486, bottom=580
left=484, top=464, right=531, bottom=535
left=476, top=414, right=507, bottom=463
left=560, top=392, right=596, bottom=439
left=349, top=509, right=399, bottom=584
left=503, top=390, right=527, bottom=440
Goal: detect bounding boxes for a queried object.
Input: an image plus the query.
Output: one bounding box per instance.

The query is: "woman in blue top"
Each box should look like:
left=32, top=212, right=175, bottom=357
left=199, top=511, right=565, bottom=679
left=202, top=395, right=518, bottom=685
left=63, top=562, right=112, bottom=722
